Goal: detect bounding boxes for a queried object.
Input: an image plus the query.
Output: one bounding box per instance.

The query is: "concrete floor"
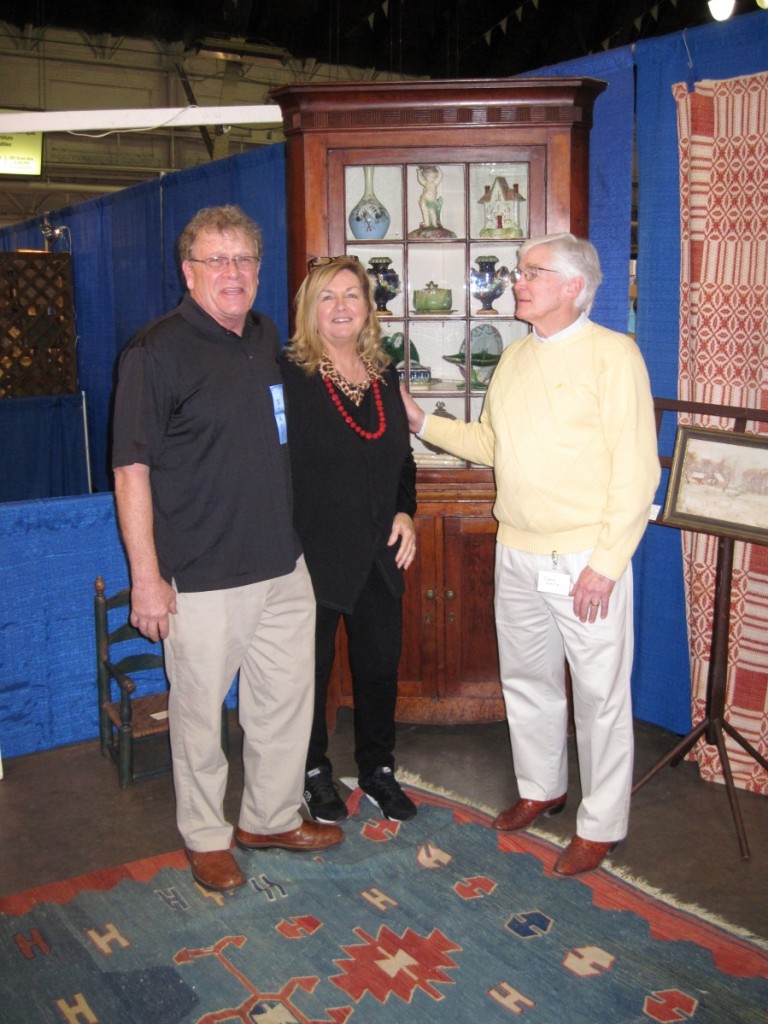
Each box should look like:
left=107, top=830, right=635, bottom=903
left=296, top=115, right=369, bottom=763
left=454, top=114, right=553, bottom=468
left=1, top=711, right=766, bottom=939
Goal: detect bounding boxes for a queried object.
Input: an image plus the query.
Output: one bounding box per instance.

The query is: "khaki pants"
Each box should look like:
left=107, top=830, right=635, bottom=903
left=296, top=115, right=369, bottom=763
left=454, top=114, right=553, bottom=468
left=165, top=557, right=315, bottom=852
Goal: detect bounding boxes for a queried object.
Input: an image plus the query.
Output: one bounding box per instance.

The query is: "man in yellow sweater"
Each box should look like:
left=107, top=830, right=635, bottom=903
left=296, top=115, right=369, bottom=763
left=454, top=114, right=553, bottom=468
left=401, top=234, right=660, bottom=876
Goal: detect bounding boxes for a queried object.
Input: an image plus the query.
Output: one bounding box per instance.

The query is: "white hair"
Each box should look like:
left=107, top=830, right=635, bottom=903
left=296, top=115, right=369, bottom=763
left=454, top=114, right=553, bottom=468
left=519, top=233, right=603, bottom=314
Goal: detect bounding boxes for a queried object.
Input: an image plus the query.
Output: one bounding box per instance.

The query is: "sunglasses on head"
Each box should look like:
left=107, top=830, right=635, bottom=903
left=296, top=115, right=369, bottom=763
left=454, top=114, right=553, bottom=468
left=306, top=254, right=361, bottom=272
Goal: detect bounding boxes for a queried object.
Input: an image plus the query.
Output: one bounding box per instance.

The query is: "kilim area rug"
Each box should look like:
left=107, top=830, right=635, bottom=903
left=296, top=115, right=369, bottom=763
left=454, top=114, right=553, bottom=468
left=1, top=779, right=766, bottom=1023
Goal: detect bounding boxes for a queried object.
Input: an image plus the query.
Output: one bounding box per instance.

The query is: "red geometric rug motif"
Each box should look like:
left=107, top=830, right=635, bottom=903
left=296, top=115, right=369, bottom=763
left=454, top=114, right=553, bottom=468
left=1, top=783, right=766, bottom=1022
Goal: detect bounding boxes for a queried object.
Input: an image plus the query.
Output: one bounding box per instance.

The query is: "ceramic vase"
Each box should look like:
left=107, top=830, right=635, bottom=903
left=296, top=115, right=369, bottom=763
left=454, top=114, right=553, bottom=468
left=470, top=255, right=510, bottom=314
left=366, top=257, right=400, bottom=315
left=348, top=167, right=390, bottom=240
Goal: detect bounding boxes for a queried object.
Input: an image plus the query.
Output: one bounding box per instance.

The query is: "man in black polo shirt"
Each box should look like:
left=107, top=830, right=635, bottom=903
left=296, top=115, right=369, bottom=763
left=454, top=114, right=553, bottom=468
left=112, top=205, right=343, bottom=893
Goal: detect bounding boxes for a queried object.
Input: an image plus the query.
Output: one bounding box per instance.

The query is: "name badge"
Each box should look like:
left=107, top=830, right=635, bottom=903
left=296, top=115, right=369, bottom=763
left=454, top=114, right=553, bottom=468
left=537, top=570, right=572, bottom=596
left=270, top=384, right=287, bottom=444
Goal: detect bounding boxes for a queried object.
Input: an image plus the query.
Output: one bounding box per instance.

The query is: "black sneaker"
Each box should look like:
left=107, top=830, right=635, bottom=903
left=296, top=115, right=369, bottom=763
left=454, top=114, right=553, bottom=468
left=303, top=766, right=348, bottom=823
left=359, top=767, right=417, bottom=821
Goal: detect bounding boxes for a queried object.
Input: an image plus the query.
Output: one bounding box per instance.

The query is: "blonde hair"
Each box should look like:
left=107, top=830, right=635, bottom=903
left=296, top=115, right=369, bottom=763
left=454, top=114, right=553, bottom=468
left=285, top=257, right=389, bottom=375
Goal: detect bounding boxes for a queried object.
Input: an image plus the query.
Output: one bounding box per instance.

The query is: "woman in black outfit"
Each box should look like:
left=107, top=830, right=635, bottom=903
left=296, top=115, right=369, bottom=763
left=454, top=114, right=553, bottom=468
left=281, top=255, right=418, bottom=822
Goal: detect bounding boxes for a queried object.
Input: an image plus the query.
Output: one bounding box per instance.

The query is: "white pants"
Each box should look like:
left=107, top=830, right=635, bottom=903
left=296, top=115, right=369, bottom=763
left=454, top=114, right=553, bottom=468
left=494, top=544, right=634, bottom=842
left=164, top=557, right=315, bottom=852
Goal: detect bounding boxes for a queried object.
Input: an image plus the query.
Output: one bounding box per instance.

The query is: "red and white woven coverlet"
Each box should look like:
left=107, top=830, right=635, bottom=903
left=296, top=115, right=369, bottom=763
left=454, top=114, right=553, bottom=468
left=674, top=71, right=768, bottom=794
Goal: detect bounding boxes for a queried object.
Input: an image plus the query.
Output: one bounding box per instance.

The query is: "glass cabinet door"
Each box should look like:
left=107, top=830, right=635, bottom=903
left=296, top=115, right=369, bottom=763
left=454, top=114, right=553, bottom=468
left=336, top=152, right=540, bottom=466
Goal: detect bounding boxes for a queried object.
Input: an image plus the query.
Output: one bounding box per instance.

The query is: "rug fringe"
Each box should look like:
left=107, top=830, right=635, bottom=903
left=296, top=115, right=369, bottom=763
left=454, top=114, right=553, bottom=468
left=590, top=866, right=768, bottom=949
left=395, top=769, right=500, bottom=818
left=395, top=771, right=768, bottom=951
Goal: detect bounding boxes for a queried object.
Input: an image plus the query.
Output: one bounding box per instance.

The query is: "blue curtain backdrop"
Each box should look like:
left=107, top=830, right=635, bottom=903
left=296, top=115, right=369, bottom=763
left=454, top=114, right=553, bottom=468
left=519, top=46, right=636, bottom=335
left=0, top=395, right=89, bottom=501
left=0, top=218, right=41, bottom=251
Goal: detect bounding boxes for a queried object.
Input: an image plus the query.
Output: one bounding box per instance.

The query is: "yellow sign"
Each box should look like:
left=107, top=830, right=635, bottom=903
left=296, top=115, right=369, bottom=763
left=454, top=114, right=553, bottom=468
left=0, top=127, right=43, bottom=176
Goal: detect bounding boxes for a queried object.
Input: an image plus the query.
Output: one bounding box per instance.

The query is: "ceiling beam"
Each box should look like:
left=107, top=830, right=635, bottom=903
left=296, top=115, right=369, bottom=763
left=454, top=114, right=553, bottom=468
left=0, top=105, right=283, bottom=133
left=174, top=65, right=215, bottom=158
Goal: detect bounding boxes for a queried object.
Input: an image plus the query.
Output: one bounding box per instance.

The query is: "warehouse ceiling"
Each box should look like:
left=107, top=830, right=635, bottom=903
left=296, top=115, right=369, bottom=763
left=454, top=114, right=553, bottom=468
left=0, top=0, right=760, bottom=79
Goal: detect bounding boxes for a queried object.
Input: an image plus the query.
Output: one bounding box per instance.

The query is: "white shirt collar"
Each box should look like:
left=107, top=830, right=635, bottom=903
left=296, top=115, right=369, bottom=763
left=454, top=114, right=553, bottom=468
left=534, top=311, right=588, bottom=344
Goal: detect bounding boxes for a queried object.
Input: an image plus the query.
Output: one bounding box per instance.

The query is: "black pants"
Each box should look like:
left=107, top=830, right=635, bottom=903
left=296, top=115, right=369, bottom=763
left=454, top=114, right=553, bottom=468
left=307, top=564, right=402, bottom=778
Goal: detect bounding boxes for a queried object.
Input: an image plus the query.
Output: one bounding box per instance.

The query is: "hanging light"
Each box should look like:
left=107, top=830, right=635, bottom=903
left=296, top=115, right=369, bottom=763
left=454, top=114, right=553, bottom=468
left=708, top=0, right=735, bottom=19
left=756, top=0, right=768, bottom=10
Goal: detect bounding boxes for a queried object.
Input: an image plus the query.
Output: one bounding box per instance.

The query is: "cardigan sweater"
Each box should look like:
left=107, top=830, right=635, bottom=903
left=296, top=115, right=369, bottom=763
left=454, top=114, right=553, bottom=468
left=421, top=319, right=660, bottom=581
left=281, top=357, right=417, bottom=613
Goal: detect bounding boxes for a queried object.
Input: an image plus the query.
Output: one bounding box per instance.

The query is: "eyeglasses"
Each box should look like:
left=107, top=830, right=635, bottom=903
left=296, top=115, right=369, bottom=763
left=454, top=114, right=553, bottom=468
left=511, top=266, right=560, bottom=283
left=187, top=255, right=260, bottom=271
left=307, top=254, right=361, bottom=272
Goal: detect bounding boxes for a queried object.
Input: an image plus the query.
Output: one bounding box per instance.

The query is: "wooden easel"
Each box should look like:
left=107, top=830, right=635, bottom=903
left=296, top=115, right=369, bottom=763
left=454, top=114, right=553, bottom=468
left=631, top=398, right=768, bottom=859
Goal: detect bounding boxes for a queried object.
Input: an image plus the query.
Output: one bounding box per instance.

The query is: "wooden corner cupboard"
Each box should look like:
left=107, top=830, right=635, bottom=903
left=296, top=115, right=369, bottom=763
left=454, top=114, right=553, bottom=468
left=272, top=77, right=605, bottom=726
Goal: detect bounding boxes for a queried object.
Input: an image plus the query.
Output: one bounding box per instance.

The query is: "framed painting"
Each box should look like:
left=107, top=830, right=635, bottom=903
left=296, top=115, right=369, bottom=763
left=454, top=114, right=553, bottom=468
left=663, top=426, right=768, bottom=544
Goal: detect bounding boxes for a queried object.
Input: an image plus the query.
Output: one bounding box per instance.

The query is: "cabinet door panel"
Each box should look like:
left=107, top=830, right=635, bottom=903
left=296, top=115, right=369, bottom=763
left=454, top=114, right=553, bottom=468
left=442, top=516, right=502, bottom=700
left=397, top=513, right=439, bottom=701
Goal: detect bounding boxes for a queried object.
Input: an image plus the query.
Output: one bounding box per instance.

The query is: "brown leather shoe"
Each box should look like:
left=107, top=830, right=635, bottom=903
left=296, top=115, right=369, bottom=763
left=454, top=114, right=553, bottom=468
left=185, top=848, right=245, bottom=892
left=552, top=835, right=618, bottom=877
left=491, top=795, right=567, bottom=832
left=235, top=819, right=344, bottom=852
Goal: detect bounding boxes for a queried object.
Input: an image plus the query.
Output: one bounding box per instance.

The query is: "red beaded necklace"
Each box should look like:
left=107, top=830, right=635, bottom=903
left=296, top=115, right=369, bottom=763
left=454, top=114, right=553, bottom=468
left=323, top=374, right=387, bottom=440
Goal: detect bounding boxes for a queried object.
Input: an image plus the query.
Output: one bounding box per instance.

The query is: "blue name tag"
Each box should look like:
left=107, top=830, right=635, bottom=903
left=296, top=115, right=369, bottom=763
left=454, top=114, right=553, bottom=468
left=270, top=384, right=287, bottom=444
